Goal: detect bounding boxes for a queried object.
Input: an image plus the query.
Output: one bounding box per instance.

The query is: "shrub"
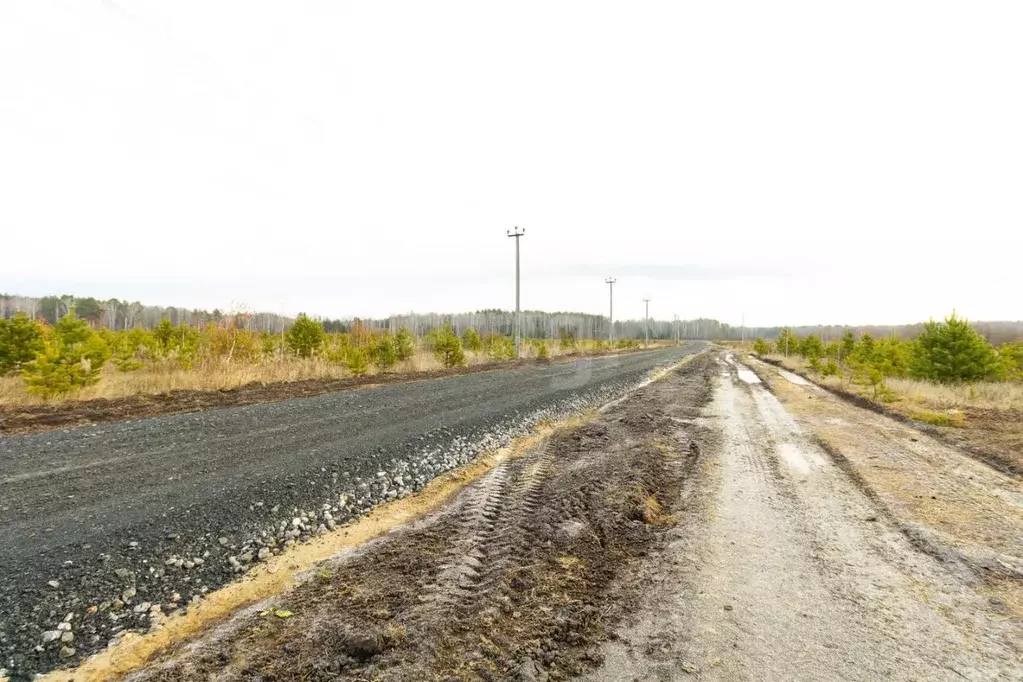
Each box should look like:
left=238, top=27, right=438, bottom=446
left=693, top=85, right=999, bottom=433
left=22, top=311, right=109, bottom=397
left=286, top=313, right=325, bottom=358
left=909, top=313, right=1000, bottom=383
left=799, top=334, right=824, bottom=360
left=998, top=342, right=1023, bottom=379
left=153, top=318, right=176, bottom=354
left=912, top=411, right=965, bottom=427
left=854, top=333, right=876, bottom=364
left=559, top=330, right=577, bottom=351
left=775, top=328, right=798, bottom=356
left=433, top=324, right=466, bottom=368
left=820, top=360, right=841, bottom=377
left=108, top=328, right=155, bottom=372
left=324, top=334, right=353, bottom=365
left=484, top=333, right=516, bottom=361
left=394, top=327, right=415, bottom=361
left=752, top=338, right=771, bottom=355
left=0, top=312, right=44, bottom=375
left=373, top=334, right=397, bottom=370
left=209, top=326, right=260, bottom=363
left=261, top=333, right=281, bottom=358
left=461, top=328, right=482, bottom=353
left=840, top=331, right=856, bottom=361
left=346, top=347, right=369, bottom=376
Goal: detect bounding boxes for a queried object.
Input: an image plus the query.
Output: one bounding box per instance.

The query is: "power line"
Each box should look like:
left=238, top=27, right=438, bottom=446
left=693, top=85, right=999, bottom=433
left=507, top=227, right=524, bottom=356
left=605, top=277, right=617, bottom=344
left=642, top=298, right=651, bottom=347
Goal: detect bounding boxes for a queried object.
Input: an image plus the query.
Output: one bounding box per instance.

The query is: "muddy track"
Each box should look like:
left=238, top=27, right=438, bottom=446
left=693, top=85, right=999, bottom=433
left=124, top=354, right=716, bottom=682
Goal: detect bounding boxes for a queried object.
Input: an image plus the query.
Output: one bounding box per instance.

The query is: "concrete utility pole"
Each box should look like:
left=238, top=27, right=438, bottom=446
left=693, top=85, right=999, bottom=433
left=605, top=277, right=617, bottom=344
left=507, top=227, right=525, bottom=356
left=642, top=298, right=651, bottom=347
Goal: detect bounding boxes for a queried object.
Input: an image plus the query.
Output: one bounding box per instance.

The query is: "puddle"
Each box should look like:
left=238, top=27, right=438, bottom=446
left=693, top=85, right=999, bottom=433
left=779, top=369, right=811, bottom=386
left=779, top=369, right=822, bottom=391
left=737, top=369, right=761, bottom=384
left=777, top=442, right=826, bottom=476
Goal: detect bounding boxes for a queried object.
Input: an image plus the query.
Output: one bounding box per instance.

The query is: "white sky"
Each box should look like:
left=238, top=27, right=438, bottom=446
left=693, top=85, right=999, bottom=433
left=2, top=1, right=1021, bottom=326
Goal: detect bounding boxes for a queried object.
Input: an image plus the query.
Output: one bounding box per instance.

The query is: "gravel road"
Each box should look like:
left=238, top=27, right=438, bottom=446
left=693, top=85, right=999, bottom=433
left=0, top=345, right=700, bottom=680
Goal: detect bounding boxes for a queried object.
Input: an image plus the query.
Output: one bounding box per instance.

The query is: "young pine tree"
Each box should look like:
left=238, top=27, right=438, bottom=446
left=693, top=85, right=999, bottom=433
left=461, top=327, right=483, bottom=353
left=997, top=342, right=1023, bottom=380
left=285, top=314, right=325, bottom=358
left=775, top=328, right=798, bottom=356
left=799, top=334, right=824, bottom=360
left=373, top=333, right=398, bottom=370
left=840, top=330, right=856, bottom=362
left=346, top=347, right=370, bottom=376
left=0, top=312, right=44, bottom=375
left=394, top=327, right=415, bottom=361
left=752, top=337, right=771, bottom=356
left=22, top=311, right=109, bottom=397
left=433, top=324, right=466, bottom=368
left=909, top=313, right=1000, bottom=383
left=153, top=318, right=176, bottom=354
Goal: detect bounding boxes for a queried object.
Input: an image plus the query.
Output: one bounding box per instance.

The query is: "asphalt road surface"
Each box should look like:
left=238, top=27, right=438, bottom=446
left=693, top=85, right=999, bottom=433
left=0, top=345, right=701, bottom=679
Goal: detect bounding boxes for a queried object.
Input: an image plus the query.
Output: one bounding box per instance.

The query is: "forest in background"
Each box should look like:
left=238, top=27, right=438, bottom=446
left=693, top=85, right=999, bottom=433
left=3, top=292, right=1021, bottom=343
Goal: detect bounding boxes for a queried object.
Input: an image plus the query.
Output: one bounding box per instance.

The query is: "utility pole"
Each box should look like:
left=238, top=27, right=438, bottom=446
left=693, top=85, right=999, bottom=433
left=605, top=277, right=617, bottom=344
left=507, top=227, right=524, bottom=356
left=741, top=313, right=746, bottom=345
left=642, top=298, right=651, bottom=347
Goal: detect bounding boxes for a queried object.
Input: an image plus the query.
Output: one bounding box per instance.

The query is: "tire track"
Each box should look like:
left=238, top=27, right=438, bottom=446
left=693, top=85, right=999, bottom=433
left=420, top=445, right=556, bottom=608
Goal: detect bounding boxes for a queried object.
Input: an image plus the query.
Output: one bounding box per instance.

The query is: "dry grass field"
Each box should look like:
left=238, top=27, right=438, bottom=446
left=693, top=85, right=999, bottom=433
left=0, top=343, right=672, bottom=408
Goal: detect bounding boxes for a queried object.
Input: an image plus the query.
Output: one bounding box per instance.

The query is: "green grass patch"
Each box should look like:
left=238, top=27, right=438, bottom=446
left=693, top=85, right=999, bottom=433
left=911, top=410, right=965, bottom=428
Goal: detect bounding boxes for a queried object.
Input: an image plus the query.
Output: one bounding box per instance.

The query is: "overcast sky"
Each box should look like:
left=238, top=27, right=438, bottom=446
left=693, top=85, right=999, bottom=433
left=2, top=1, right=1020, bottom=326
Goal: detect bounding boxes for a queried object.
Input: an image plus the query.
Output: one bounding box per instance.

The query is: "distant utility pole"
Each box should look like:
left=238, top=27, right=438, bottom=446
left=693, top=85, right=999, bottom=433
left=507, top=227, right=524, bottom=356
left=741, top=313, right=746, bottom=345
left=605, top=277, right=617, bottom=344
left=674, top=314, right=679, bottom=345
left=642, top=298, right=651, bottom=347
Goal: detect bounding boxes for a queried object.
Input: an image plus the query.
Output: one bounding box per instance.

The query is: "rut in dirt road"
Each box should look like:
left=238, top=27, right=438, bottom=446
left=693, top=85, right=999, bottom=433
left=592, top=352, right=1020, bottom=681
left=121, top=353, right=715, bottom=682
left=421, top=445, right=554, bottom=608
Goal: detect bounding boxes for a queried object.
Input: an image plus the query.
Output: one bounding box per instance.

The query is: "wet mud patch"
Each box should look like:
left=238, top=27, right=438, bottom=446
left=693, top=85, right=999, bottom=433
left=122, top=357, right=717, bottom=682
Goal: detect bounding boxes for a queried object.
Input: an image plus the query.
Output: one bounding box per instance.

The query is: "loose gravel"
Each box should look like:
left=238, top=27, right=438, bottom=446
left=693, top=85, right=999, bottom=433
left=0, top=345, right=701, bottom=680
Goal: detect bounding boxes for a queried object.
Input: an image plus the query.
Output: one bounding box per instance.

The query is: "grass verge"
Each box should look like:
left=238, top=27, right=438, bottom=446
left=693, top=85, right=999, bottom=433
left=756, top=354, right=1023, bottom=476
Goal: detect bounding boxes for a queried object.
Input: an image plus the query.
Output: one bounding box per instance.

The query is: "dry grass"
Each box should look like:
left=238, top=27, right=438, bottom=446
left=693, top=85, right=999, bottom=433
left=760, top=354, right=1023, bottom=411
left=885, top=377, right=1023, bottom=411
left=0, top=343, right=672, bottom=407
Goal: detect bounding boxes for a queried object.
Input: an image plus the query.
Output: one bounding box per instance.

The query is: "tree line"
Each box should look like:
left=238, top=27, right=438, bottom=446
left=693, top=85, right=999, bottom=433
left=0, top=308, right=648, bottom=399
left=1, top=292, right=747, bottom=341
left=752, top=313, right=1023, bottom=398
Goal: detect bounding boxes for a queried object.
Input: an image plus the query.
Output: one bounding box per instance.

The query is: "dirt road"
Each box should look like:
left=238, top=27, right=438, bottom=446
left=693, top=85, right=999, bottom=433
left=9, top=348, right=1020, bottom=681
left=592, top=354, right=1020, bottom=680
